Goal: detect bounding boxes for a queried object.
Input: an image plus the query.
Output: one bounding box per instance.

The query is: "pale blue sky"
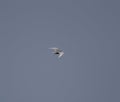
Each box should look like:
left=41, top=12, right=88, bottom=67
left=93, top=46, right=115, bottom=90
left=0, top=0, right=120, bottom=102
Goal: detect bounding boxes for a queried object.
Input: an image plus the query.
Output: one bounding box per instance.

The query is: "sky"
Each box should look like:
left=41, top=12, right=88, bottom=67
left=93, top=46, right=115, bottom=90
left=0, top=0, right=120, bottom=102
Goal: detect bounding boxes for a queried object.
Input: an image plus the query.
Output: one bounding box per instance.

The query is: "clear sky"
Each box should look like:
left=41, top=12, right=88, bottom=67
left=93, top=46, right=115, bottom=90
left=0, top=0, right=120, bottom=102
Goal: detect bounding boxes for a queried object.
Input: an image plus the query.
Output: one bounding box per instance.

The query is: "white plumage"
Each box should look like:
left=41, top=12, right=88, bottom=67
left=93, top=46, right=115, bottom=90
left=49, top=47, right=64, bottom=58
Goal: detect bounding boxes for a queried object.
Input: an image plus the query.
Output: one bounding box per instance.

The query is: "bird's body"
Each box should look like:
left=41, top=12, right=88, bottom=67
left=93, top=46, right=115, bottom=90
left=54, top=52, right=59, bottom=54
left=49, top=47, right=64, bottom=58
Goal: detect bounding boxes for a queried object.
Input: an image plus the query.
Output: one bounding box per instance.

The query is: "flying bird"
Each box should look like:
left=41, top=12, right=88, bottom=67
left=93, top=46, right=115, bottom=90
left=49, top=47, right=64, bottom=58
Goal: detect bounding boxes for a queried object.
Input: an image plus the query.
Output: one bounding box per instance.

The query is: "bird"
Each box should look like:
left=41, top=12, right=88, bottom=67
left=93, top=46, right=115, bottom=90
left=49, top=47, right=64, bottom=58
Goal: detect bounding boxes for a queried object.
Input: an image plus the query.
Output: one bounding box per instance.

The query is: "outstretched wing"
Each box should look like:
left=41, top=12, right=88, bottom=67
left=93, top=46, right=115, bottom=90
left=49, top=47, right=61, bottom=52
left=58, top=52, right=64, bottom=58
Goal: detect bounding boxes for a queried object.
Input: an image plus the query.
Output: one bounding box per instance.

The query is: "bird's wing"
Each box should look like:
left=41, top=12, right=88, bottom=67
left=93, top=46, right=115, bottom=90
left=49, top=47, right=60, bottom=52
left=58, top=52, right=64, bottom=58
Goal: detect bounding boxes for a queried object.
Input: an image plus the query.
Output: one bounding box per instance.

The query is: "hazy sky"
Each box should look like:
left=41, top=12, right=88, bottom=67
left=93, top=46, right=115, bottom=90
left=0, top=0, right=120, bottom=102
